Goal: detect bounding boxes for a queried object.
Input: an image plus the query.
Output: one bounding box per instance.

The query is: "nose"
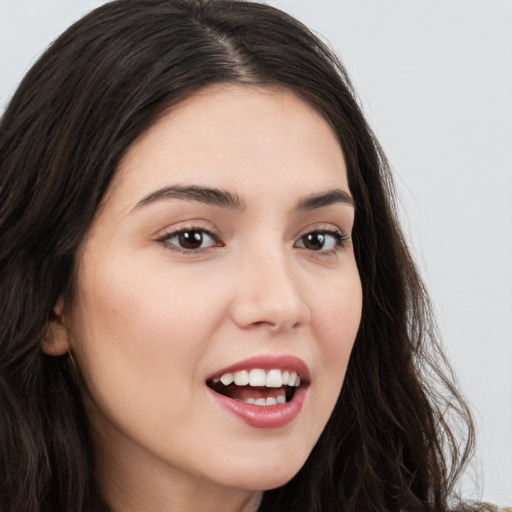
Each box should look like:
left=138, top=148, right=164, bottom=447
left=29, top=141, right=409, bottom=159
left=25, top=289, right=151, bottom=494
left=229, top=246, right=311, bottom=333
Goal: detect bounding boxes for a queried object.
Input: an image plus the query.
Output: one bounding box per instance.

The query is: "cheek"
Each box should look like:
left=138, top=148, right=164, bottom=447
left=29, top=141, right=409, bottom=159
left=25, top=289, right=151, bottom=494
left=314, top=269, right=362, bottom=362
left=74, top=251, right=218, bottom=344
left=308, top=266, right=362, bottom=412
left=67, top=253, right=223, bottom=411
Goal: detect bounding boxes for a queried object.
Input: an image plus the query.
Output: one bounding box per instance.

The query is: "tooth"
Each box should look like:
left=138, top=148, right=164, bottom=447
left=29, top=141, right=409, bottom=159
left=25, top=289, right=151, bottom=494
left=245, top=398, right=256, bottom=404
left=233, top=370, right=249, bottom=386
left=220, top=373, right=234, bottom=386
left=277, top=394, right=286, bottom=404
left=295, top=376, right=301, bottom=387
left=288, top=371, right=297, bottom=387
left=281, top=371, right=289, bottom=385
left=255, top=398, right=266, bottom=406
left=266, top=369, right=282, bottom=388
left=266, top=397, right=277, bottom=405
left=249, top=368, right=266, bottom=387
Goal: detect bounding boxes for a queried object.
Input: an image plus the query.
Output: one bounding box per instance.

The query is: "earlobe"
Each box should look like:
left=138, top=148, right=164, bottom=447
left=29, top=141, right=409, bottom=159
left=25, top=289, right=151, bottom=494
left=42, top=297, right=71, bottom=356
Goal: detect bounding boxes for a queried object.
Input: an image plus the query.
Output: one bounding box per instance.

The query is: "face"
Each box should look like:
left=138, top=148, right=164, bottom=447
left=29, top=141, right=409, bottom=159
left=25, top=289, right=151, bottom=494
left=51, top=85, right=362, bottom=507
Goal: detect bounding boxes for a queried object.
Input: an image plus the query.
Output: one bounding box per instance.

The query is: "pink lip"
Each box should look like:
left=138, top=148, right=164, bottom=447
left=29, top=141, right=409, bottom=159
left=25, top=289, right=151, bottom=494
left=206, top=355, right=310, bottom=429
left=206, top=354, right=310, bottom=381
left=207, top=385, right=307, bottom=429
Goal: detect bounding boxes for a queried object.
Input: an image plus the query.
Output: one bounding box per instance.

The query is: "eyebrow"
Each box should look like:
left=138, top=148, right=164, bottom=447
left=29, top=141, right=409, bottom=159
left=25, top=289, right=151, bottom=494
left=133, top=185, right=354, bottom=212
left=296, top=189, right=355, bottom=210
left=134, top=185, right=246, bottom=211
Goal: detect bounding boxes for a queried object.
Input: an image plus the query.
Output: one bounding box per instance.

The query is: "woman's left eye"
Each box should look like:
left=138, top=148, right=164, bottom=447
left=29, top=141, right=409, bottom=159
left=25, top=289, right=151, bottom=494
left=159, top=228, right=221, bottom=252
left=295, top=230, right=347, bottom=252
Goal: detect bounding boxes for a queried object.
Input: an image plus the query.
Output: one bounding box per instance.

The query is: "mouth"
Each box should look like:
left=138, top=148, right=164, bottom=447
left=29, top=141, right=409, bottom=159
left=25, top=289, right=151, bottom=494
left=205, top=356, right=310, bottom=429
left=206, top=368, right=306, bottom=406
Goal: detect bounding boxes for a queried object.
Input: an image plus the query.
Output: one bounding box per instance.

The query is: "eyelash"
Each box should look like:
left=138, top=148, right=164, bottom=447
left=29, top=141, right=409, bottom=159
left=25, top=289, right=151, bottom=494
left=157, top=226, right=348, bottom=255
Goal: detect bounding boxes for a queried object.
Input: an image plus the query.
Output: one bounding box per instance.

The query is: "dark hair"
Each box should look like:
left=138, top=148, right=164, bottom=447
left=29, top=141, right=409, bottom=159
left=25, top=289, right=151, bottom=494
left=0, top=1, right=476, bottom=511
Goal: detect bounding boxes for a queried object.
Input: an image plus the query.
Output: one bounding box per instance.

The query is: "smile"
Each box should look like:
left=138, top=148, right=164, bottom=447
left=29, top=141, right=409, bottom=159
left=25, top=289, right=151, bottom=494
left=206, top=356, right=309, bottom=428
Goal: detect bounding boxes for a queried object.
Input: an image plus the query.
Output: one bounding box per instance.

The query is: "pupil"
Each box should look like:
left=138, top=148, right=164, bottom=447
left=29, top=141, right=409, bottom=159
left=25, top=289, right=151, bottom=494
left=304, top=233, right=325, bottom=250
left=179, top=231, right=203, bottom=249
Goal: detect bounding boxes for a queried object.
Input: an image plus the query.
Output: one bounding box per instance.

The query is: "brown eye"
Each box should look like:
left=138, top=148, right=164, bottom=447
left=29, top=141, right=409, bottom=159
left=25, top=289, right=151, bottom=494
left=302, top=233, right=326, bottom=250
left=295, top=230, right=346, bottom=252
left=178, top=230, right=204, bottom=249
left=162, top=228, right=219, bottom=251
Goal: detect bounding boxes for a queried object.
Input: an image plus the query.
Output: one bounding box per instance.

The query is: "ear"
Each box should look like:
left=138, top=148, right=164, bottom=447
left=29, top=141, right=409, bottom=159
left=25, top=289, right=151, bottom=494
left=42, top=296, right=71, bottom=356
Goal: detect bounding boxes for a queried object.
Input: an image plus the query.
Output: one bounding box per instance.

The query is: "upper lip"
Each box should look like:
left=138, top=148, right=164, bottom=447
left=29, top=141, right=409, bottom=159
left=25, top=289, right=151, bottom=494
left=206, top=354, right=310, bottom=383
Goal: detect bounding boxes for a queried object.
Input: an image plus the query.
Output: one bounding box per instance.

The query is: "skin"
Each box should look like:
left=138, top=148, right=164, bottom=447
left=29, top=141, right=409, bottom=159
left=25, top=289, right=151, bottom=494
left=47, top=84, right=363, bottom=512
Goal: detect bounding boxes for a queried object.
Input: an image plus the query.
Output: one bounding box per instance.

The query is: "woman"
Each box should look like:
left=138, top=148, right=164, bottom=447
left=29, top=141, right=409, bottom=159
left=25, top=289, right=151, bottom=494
left=0, top=0, right=493, bottom=511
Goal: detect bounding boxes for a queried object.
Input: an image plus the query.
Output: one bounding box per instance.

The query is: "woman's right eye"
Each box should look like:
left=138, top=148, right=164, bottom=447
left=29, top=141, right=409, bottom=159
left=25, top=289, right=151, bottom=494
left=158, top=228, right=222, bottom=252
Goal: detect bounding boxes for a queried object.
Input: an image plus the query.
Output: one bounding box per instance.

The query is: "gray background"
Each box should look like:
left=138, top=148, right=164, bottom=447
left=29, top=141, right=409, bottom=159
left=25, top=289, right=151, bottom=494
left=1, top=0, right=510, bottom=504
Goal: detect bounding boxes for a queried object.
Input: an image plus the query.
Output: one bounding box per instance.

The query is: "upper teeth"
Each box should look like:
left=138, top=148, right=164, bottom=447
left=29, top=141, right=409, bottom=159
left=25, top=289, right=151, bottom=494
left=216, top=368, right=301, bottom=388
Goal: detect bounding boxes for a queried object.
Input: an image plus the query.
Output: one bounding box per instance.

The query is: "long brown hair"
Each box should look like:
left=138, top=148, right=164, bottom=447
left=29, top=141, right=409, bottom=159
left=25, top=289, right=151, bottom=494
left=0, top=1, right=475, bottom=510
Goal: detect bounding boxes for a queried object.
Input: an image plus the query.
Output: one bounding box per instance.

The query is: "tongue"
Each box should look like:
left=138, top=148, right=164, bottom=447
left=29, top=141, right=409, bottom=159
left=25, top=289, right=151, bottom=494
left=225, top=385, right=285, bottom=401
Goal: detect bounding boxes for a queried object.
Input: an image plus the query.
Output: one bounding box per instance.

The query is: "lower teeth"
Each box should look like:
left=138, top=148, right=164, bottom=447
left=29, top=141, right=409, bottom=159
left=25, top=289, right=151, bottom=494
left=237, top=395, right=286, bottom=406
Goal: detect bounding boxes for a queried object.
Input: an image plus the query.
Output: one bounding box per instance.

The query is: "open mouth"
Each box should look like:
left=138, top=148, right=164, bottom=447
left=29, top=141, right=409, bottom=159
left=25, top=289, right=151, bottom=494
left=206, top=368, right=306, bottom=406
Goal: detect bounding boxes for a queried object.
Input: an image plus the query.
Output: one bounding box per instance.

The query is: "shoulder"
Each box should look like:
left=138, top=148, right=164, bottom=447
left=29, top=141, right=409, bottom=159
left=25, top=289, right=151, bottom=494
left=451, top=504, right=512, bottom=512
left=476, top=505, right=512, bottom=512
left=483, top=505, right=512, bottom=512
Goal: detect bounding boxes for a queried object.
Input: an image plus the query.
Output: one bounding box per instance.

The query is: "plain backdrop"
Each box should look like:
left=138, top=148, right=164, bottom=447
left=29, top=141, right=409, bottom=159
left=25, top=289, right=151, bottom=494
left=1, top=0, right=511, bottom=505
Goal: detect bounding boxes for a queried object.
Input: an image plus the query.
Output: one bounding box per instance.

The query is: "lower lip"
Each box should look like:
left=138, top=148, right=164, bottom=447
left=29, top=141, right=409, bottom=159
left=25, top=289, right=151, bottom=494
left=207, top=386, right=307, bottom=429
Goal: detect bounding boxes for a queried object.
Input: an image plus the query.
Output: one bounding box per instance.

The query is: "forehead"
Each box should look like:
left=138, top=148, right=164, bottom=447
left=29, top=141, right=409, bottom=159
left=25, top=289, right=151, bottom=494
left=110, top=84, right=348, bottom=209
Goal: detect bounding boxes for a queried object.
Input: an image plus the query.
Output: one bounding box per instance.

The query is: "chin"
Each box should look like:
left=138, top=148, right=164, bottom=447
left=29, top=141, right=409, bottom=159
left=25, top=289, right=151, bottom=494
left=210, top=451, right=307, bottom=492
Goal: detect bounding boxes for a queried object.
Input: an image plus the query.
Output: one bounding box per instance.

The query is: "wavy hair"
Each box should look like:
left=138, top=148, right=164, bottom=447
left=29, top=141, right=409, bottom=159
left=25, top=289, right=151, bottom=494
left=0, top=1, right=475, bottom=511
